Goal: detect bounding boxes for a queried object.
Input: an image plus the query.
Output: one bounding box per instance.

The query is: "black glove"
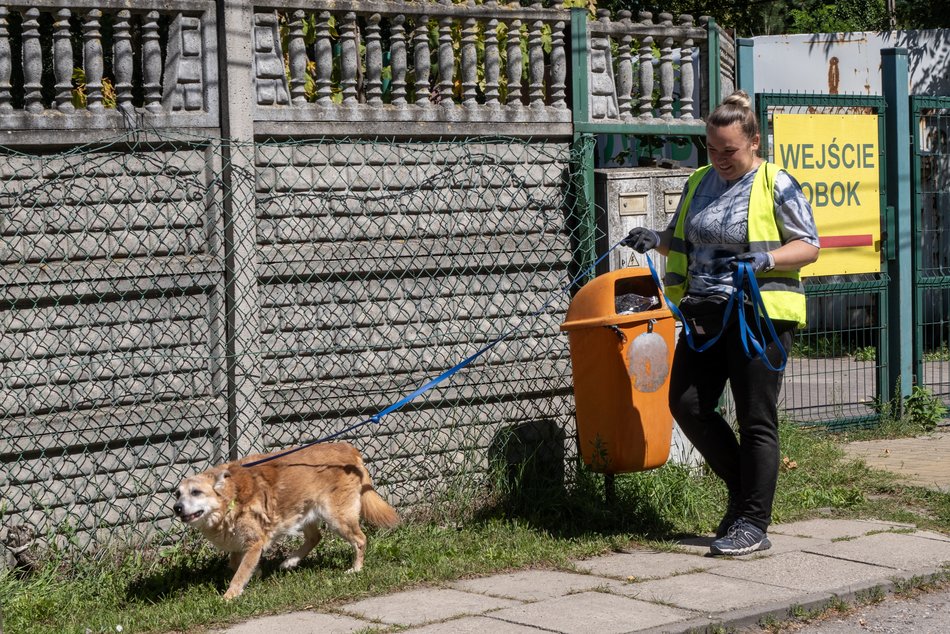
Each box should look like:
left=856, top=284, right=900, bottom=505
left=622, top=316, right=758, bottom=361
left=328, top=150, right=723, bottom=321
left=622, top=227, right=660, bottom=254
left=731, top=252, right=774, bottom=274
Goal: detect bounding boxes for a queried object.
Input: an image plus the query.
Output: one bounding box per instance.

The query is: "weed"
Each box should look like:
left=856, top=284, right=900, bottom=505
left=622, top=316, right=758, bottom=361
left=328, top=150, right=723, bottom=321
left=863, top=382, right=947, bottom=439
left=923, top=344, right=950, bottom=362
left=904, top=385, right=947, bottom=430
left=790, top=334, right=878, bottom=362
left=851, top=345, right=876, bottom=362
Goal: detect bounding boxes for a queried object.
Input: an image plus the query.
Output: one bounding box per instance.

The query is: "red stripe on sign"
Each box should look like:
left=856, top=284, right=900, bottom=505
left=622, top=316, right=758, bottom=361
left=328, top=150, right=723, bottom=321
left=819, top=234, right=874, bottom=248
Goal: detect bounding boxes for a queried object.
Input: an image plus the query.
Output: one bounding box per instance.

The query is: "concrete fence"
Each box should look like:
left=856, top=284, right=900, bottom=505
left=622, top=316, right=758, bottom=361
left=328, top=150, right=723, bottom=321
left=0, top=0, right=733, bottom=552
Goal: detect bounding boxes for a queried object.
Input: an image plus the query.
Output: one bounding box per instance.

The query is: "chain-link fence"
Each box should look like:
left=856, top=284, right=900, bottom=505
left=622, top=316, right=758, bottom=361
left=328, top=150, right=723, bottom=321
left=1, top=131, right=594, bottom=553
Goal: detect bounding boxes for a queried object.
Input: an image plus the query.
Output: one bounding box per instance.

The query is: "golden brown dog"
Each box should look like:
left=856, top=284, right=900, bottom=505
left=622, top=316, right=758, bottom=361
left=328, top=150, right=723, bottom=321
left=172, top=442, right=399, bottom=600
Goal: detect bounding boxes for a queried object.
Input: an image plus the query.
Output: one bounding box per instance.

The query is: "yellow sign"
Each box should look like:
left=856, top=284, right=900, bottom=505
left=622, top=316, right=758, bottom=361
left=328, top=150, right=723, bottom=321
left=772, top=113, right=881, bottom=276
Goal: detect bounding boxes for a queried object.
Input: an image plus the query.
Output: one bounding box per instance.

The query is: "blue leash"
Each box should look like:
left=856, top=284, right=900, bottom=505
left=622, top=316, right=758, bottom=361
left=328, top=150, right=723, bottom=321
left=243, top=238, right=630, bottom=467
left=644, top=257, right=787, bottom=371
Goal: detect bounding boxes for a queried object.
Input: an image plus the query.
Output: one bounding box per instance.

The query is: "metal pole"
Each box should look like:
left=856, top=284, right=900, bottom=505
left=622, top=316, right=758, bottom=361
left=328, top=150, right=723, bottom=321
left=736, top=38, right=755, bottom=99
left=569, top=8, right=597, bottom=284
left=882, top=48, right=913, bottom=405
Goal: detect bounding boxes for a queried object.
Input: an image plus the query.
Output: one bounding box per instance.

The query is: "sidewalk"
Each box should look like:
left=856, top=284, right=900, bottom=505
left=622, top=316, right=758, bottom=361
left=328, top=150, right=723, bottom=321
left=218, top=433, right=950, bottom=634
left=840, top=431, right=950, bottom=492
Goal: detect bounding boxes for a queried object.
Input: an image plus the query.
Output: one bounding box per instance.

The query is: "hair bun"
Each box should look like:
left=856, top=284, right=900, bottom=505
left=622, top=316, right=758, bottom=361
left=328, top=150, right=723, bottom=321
left=723, top=90, right=751, bottom=110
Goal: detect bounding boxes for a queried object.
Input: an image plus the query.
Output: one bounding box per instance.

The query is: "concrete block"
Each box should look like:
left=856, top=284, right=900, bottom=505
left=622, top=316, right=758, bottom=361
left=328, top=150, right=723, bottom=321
left=770, top=518, right=916, bottom=540
left=616, top=571, right=812, bottom=613
left=802, top=531, right=950, bottom=570
left=571, top=549, right=718, bottom=581
left=403, top=616, right=543, bottom=633
left=339, top=588, right=521, bottom=626
left=488, top=591, right=691, bottom=634
left=215, top=611, right=373, bottom=634
left=711, top=551, right=894, bottom=593
left=450, top=569, right=623, bottom=602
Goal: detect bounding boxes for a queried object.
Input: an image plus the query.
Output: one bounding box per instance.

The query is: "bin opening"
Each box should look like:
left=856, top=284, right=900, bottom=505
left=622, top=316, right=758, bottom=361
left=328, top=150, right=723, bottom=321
left=614, top=277, right=660, bottom=315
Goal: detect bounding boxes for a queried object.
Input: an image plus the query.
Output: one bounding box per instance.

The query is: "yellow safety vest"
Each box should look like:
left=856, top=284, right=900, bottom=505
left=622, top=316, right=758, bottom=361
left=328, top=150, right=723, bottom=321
left=664, top=162, right=807, bottom=327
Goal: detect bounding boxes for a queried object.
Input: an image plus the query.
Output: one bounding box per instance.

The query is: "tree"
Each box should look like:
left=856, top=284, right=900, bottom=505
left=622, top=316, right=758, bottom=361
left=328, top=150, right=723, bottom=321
left=592, top=0, right=947, bottom=35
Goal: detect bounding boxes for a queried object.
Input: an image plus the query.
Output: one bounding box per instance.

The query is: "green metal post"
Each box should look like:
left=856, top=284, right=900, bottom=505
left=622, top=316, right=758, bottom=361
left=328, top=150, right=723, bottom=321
left=570, top=8, right=590, bottom=126
left=570, top=8, right=596, bottom=282
left=737, top=38, right=754, bottom=98
left=705, top=18, right=721, bottom=113
left=882, top=48, right=913, bottom=403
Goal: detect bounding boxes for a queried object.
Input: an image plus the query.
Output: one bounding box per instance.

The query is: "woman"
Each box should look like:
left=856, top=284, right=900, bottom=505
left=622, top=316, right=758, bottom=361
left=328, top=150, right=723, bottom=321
left=623, top=90, right=820, bottom=556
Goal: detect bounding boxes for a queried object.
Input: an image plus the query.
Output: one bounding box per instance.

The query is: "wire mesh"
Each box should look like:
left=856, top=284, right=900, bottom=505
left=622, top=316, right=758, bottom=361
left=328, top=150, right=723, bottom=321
left=759, top=99, right=887, bottom=429
left=0, top=131, right=591, bottom=552
left=914, top=101, right=950, bottom=406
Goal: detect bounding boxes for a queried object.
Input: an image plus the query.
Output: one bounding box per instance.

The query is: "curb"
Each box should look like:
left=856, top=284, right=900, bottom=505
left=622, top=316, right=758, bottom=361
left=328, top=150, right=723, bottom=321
left=642, top=567, right=950, bottom=634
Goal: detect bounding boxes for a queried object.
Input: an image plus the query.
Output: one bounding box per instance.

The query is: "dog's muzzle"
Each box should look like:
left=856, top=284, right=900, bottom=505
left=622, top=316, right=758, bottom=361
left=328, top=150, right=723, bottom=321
left=173, top=504, right=204, bottom=523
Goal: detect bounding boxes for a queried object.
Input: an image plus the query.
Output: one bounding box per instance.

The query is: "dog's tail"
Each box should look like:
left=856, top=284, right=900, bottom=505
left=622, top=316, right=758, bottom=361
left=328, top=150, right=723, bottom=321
left=359, top=465, right=400, bottom=528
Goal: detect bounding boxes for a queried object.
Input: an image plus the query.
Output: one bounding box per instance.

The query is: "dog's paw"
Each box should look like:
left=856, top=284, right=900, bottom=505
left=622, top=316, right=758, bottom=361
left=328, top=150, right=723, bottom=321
left=222, top=587, right=243, bottom=601
left=280, top=556, right=301, bottom=571
left=344, top=566, right=363, bottom=574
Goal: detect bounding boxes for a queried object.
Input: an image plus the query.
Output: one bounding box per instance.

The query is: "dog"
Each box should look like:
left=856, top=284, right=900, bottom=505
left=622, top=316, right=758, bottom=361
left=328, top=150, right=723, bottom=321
left=172, top=442, right=399, bottom=600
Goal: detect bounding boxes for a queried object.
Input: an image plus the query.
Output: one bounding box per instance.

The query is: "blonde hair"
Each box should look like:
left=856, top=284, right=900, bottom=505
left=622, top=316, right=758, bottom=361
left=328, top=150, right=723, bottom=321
left=707, top=90, right=758, bottom=140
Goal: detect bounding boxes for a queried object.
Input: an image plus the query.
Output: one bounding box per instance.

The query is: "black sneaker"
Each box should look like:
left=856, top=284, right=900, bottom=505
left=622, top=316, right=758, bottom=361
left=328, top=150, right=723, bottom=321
left=715, top=497, right=741, bottom=538
left=710, top=517, right=771, bottom=556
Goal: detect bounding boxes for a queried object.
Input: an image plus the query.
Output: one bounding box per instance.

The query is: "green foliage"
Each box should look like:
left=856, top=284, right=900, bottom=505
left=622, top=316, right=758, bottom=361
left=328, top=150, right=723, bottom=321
left=894, top=0, right=950, bottom=28
left=70, top=68, right=117, bottom=110
left=869, top=383, right=946, bottom=436
left=594, top=0, right=940, bottom=36
left=851, top=346, right=876, bottom=362
left=904, top=385, right=947, bottom=431
left=924, top=344, right=950, bottom=362
left=790, top=334, right=876, bottom=361
left=787, top=0, right=889, bottom=33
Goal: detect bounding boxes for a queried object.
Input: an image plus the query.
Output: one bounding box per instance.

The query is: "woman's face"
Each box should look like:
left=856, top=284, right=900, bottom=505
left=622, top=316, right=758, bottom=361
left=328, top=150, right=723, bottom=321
left=706, top=122, right=760, bottom=181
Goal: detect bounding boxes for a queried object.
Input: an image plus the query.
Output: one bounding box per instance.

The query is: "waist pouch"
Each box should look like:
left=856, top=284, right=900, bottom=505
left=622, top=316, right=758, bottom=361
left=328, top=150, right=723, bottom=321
left=678, top=294, right=736, bottom=341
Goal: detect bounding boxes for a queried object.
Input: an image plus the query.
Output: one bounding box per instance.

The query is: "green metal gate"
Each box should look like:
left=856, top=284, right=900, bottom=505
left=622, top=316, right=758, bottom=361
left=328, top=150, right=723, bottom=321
left=912, top=96, right=950, bottom=407
left=756, top=93, right=890, bottom=429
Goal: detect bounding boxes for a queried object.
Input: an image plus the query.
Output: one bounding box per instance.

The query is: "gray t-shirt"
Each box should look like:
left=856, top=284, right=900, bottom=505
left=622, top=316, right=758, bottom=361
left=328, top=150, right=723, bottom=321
left=665, top=164, right=819, bottom=297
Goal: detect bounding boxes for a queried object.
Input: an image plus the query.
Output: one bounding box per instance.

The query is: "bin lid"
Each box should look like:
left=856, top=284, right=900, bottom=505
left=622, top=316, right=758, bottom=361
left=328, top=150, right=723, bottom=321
left=560, top=267, right=670, bottom=331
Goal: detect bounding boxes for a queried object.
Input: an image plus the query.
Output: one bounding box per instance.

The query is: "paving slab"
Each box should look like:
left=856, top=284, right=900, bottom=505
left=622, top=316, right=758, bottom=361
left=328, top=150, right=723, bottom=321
left=613, top=570, right=814, bottom=613
left=769, top=518, right=915, bottom=540
left=803, top=531, right=950, bottom=570
left=449, top=569, right=623, bottom=601
left=486, top=590, right=693, bottom=634
left=571, top=549, right=717, bottom=581
left=914, top=529, right=950, bottom=543
left=337, top=587, right=521, bottom=626
left=215, top=611, right=373, bottom=634
left=403, top=615, right=544, bottom=633
left=710, top=551, right=895, bottom=593
left=842, top=432, right=950, bottom=490
left=676, top=532, right=830, bottom=557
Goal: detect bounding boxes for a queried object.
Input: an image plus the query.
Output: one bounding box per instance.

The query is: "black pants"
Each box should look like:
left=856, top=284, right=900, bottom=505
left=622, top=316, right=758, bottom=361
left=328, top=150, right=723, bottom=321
left=668, top=313, right=794, bottom=532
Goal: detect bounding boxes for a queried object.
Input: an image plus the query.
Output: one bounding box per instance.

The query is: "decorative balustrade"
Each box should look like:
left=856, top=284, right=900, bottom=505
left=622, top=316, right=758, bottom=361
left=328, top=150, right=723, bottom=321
left=586, top=9, right=709, bottom=127
left=0, top=1, right=218, bottom=137
left=0, top=2, right=735, bottom=139
left=253, top=0, right=572, bottom=135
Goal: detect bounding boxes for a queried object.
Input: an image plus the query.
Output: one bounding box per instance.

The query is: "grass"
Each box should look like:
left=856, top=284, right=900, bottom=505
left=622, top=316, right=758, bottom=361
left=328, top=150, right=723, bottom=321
left=2, top=421, right=949, bottom=634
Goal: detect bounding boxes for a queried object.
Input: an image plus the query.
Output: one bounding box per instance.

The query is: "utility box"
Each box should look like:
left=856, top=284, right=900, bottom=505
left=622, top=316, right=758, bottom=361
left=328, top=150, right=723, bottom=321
left=593, top=167, right=703, bottom=469
left=560, top=268, right=675, bottom=474
left=594, top=167, right=693, bottom=277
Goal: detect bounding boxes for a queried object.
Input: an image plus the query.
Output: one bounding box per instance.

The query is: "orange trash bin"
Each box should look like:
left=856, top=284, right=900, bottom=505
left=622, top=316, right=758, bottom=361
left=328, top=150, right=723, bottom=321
left=560, top=267, right=675, bottom=474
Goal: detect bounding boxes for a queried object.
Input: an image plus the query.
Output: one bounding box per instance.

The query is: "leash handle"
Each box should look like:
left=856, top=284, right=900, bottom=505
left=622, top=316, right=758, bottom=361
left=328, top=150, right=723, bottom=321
left=733, top=262, right=788, bottom=371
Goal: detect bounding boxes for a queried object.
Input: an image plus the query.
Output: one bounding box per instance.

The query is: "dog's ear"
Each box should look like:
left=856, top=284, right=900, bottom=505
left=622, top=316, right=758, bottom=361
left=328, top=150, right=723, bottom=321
left=213, top=469, right=232, bottom=493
